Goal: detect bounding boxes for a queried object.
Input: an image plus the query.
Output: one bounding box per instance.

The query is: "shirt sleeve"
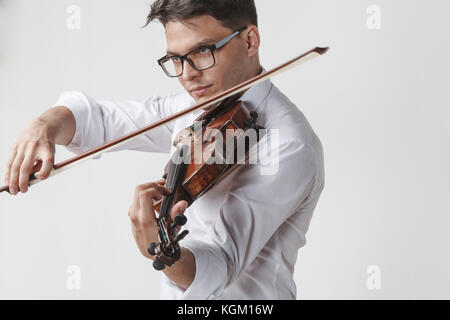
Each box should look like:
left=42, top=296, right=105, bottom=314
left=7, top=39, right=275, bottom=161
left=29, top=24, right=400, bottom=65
left=178, top=138, right=319, bottom=300
left=52, top=91, right=190, bottom=154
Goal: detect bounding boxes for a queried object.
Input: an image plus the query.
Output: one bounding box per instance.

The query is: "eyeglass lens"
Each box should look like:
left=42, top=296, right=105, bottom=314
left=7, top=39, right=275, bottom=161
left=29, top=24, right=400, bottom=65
left=162, top=47, right=215, bottom=77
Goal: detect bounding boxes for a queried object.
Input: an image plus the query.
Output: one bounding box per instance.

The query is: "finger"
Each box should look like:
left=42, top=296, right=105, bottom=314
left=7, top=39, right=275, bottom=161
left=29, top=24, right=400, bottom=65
left=132, top=183, right=155, bottom=209
left=4, top=144, right=18, bottom=185
left=170, top=200, right=189, bottom=221
left=143, top=181, right=171, bottom=194
left=138, top=189, right=160, bottom=226
left=131, top=182, right=171, bottom=227
left=18, top=154, right=37, bottom=193
left=133, top=182, right=170, bottom=204
left=18, top=141, right=42, bottom=193
left=157, top=184, right=171, bottom=196
left=36, top=152, right=55, bottom=180
left=155, top=178, right=166, bottom=186
left=31, top=161, right=43, bottom=174
left=8, top=149, right=25, bottom=195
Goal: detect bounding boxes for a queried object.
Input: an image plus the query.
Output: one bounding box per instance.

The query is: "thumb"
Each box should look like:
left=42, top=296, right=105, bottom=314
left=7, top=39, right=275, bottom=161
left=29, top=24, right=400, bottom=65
left=171, top=200, right=189, bottom=220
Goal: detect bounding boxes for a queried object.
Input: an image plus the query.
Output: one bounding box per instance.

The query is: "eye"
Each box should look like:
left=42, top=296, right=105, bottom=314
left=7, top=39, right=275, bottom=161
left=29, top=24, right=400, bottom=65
left=198, top=47, right=210, bottom=55
left=171, top=56, right=181, bottom=63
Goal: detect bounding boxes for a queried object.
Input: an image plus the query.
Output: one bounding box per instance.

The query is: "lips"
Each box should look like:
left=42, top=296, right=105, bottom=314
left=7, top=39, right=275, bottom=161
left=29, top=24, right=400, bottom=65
left=191, top=85, right=212, bottom=97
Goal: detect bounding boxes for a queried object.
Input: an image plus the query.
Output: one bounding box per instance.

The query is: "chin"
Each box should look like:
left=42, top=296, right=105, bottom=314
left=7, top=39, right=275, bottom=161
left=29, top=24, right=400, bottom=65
left=194, top=94, right=212, bottom=105
left=190, top=87, right=219, bottom=105
left=192, top=96, right=205, bottom=104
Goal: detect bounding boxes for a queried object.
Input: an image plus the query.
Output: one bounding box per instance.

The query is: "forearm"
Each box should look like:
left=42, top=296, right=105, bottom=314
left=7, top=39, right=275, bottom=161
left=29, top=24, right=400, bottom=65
left=163, top=247, right=196, bottom=291
left=38, top=106, right=76, bottom=146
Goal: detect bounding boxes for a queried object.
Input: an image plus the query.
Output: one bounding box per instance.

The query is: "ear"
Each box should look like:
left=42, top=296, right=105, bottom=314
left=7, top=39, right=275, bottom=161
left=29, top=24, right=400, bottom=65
left=244, top=25, right=260, bottom=57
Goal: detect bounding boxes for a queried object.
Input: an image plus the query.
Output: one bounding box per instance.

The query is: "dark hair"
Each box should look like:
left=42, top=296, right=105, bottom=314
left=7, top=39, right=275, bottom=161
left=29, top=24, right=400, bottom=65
left=143, top=0, right=257, bottom=31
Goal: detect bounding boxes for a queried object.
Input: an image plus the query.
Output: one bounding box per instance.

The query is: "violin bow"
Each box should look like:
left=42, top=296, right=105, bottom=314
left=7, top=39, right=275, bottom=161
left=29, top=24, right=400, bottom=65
left=0, top=46, right=329, bottom=194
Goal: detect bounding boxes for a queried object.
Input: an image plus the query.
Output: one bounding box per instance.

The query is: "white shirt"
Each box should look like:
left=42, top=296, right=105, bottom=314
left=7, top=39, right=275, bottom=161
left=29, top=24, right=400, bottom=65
left=52, top=76, right=325, bottom=300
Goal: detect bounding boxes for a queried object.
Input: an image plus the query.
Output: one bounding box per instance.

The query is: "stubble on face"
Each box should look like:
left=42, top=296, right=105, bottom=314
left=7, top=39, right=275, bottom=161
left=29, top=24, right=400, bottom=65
left=164, top=16, right=251, bottom=105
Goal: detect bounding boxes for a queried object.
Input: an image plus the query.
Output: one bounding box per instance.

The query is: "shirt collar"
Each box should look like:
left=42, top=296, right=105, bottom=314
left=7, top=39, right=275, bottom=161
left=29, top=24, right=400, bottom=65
left=237, top=67, right=272, bottom=112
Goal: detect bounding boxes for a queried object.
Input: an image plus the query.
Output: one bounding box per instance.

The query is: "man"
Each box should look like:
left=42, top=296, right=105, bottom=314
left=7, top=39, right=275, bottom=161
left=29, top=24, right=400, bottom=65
left=3, top=0, right=324, bottom=299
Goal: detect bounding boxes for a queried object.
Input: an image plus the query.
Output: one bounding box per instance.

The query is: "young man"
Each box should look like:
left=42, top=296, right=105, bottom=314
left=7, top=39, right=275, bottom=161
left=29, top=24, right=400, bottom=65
left=3, top=0, right=324, bottom=299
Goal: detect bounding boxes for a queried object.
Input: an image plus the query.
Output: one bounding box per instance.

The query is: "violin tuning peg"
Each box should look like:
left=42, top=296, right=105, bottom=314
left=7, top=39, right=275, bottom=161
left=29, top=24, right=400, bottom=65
left=170, top=214, right=188, bottom=229
left=173, top=230, right=189, bottom=244
left=174, top=214, right=188, bottom=227
left=153, top=259, right=166, bottom=271
left=148, top=242, right=158, bottom=256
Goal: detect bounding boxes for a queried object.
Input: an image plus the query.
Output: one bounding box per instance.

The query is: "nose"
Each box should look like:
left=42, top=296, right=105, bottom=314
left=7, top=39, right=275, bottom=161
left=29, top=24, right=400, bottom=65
left=181, top=59, right=202, bottom=81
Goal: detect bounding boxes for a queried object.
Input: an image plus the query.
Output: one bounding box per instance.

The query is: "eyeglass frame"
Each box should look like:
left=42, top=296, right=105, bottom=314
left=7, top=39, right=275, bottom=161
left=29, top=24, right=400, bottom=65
left=157, top=26, right=248, bottom=78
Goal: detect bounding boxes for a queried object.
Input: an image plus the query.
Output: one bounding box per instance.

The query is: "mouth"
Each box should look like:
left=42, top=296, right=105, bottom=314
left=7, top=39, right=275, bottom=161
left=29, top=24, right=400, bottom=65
left=190, top=85, right=213, bottom=97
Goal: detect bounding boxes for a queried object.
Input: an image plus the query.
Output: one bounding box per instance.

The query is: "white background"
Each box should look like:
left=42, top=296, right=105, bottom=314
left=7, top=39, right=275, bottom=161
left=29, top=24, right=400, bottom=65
left=0, top=0, right=449, bottom=299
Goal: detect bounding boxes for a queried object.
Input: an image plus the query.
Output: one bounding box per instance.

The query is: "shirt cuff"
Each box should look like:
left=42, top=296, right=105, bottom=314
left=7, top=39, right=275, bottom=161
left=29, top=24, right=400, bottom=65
left=173, top=240, right=228, bottom=300
left=52, top=91, right=91, bottom=154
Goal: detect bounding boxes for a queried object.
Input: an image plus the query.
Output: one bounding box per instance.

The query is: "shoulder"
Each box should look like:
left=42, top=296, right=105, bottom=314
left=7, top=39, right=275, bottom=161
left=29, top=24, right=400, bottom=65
left=257, top=83, right=322, bottom=153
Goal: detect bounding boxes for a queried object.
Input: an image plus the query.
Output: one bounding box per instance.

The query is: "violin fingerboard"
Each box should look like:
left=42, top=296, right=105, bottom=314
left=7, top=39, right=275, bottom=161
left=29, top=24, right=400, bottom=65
left=159, top=145, right=189, bottom=222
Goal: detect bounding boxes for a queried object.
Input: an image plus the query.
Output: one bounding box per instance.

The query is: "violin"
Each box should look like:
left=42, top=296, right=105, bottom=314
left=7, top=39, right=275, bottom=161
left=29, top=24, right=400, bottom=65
left=0, top=47, right=329, bottom=270
left=148, top=96, right=262, bottom=270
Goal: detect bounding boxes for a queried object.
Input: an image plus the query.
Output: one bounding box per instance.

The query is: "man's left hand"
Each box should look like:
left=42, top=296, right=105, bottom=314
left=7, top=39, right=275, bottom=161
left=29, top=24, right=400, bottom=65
left=128, top=179, right=189, bottom=260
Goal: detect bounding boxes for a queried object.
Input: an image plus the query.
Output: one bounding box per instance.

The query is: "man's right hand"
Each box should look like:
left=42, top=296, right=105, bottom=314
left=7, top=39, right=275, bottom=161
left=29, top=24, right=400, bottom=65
left=4, top=118, right=56, bottom=195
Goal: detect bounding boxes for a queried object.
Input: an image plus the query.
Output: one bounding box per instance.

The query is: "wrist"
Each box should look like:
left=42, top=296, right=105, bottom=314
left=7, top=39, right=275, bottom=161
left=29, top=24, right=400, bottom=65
left=33, top=117, right=57, bottom=143
left=162, top=247, right=196, bottom=291
left=36, top=106, right=76, bottom=146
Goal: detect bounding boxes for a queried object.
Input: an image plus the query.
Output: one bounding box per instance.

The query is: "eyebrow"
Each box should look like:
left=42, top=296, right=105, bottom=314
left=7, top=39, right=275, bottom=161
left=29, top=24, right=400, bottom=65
left=166, top=38, right=216, bottom=56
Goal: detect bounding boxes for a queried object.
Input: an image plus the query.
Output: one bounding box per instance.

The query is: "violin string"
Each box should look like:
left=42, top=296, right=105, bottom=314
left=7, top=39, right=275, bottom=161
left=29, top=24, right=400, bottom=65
left=158, top=145, right=189, bottom=245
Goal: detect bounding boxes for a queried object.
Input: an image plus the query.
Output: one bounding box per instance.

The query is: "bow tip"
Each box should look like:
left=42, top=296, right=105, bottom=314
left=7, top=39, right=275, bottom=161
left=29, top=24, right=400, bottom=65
left=315, top=47, right=330, bottom=55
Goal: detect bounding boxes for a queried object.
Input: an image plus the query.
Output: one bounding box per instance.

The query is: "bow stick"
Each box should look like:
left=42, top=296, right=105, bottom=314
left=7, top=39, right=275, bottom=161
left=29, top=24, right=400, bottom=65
left=0, top=46, right=329, bottom=194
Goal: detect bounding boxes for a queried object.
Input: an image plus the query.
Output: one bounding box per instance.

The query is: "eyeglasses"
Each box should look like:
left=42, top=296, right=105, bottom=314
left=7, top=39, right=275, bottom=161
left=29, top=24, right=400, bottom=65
left=157, top=26, right=247, bottom=78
